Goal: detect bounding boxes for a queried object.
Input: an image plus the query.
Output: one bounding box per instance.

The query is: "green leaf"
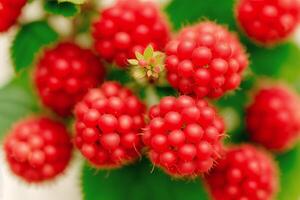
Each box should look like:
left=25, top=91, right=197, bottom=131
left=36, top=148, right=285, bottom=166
left=58, top=0, right=85, bottom=4
left=11, top=21, right=59, bottom=73
left=143, top=45, right=154, bottom=61
left=165, top=0, right=236, bottom=30
left=128, top=59, right=139, bottom=66
left=0, top=73, right=39, bottom=140
left=277, top=145, right=300, bottom=200
left=44, top=1, right=80, bottom=17
left=81, top=159, right=210, bottom=200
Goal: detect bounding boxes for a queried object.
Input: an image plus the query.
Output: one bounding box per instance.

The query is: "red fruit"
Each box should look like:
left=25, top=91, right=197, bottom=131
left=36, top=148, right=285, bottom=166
left=3, top=117, right=73, bottom=183
left=165, top=21, right=248, bottom=99
left=74, top=81, right=146, bottom=168
left=0, top=0, right=26, bottom=32
left=205, top=145, right=278, bottom=200
left=236, top=0, right=300, bottom=45
left=34, top=42, right=105, bottom=116
left=143, top=95, right=225, bottom=177
left=92, top=0, right=170, bottom=67
left=246, top=85, right=300, bottom=151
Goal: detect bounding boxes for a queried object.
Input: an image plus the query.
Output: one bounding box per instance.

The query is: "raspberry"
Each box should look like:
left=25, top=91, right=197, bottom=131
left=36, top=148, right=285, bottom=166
left=35, top=42, right=105, bottom=116
left=246, top=85, right=300, bottom=151
left=3, top=117, right=73, bottom=183
left=165, top=21, right=248, bottom=99
left=0, top=0, right=26, bottom=32
left=236, top=0, right=300, bottom=45
left=74, top=81, right=146, bottom=168
left=92, top=0, right=170, bottom=67
left=143, top=95, right=225, bottom=177
left=205, top=145, right=278, bottom=200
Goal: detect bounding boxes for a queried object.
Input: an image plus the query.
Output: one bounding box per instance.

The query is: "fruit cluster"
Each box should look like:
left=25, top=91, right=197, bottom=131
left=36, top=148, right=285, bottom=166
left=74, top=82, right=145, bottom=168
left=2, top=0, right=300, bottom=199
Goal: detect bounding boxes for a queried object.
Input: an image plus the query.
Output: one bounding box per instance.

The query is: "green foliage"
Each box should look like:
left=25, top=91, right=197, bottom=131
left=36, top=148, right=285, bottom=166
left=11, top=21, right=58, bottom=73
left=0, top=73, right=39, bottom=140
left=44, top=1, right=80, bottom=17
left=82, top=159, right=210, bottom=200
left=165, top=0, right=236, bottom=30
left=277, top=145, right=300, bottom=200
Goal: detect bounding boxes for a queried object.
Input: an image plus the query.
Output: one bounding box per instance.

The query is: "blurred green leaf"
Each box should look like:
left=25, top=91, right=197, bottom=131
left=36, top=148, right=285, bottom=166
left=58, top=0, right=85, bottom=4
left=44, top=1, right=80, bottom=17
left=276, top=144, right=300, bottom=200
left=0, top=73, right=39, bottom=140
left=11, top=21, right=58, bottom=73
left=82, top=159, right=210, bottom=200
left=165, top=0, right=236, bottom=31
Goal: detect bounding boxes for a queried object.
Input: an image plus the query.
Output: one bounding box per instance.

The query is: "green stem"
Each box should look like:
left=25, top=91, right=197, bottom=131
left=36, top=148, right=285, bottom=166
left=145, top=85, right=160, bottom=107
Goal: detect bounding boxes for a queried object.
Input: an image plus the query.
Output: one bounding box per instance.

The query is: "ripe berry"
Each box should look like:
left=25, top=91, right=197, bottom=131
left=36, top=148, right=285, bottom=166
left=246, top=85, right=300, bottom=151
left=205, top=145, right=278, bottom=200
left=236, top=0, right=300, bottom=45
left=74, top=81, right=146, bottom=168
left=165, top=21, right=248, bottom=99
left=3, top=117, right=73, bottom=183
left=92, top=0, right=170, bottom=67
left=143, top=95, right=225, bottom=177
left=34, top=42, right=105, bottom=116
left=0, top=0, right=26, bottom=32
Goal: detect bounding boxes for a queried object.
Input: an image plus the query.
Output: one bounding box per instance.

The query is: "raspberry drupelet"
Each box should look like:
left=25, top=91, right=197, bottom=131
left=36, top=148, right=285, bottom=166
left=0, top=0, right=26, bottom=32
left=246, top=85, right=300, bottom=151
left=236, top=0, right=300, bottom=45
left=74, top=81, right=146, bottom=168
left=3, top=117, right=73, bottom=183
left=143, top=95, right=225, bottom=178
left=35, top=42, right=105, bottom=116
left=165, top=21, right=248, bottom=99
left=92, top=0, right=170, bottom=67
left=205, top=145, right=278, bottom=200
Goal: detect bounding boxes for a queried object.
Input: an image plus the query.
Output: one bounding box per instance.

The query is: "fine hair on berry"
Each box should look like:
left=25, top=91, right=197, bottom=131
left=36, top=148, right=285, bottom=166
left=74, top=81, right=146, bottom=168
left=165, top=21, right=248, bottom=99
left=143, top=95, right=226, bottom=177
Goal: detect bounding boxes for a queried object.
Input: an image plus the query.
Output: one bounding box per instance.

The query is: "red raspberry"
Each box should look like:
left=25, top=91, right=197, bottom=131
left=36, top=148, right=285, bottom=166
left=35, top=42, right=105, bottom=116
left=3, top=117, right=73, bottom=183
left=0, top=0, right=26, bottom=32
left=246, top=85, right=300, bottom=151
left=165, top=21, right=248, bottom=99
left=236, top=0, right=300, bottom=45
left=143, top=95, right=225, bottom=177
left=205, top=145, right=278, bottom=200
left=92, top=0, right=170, bottom=67
left=74, top=81, right=146, bottom=168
